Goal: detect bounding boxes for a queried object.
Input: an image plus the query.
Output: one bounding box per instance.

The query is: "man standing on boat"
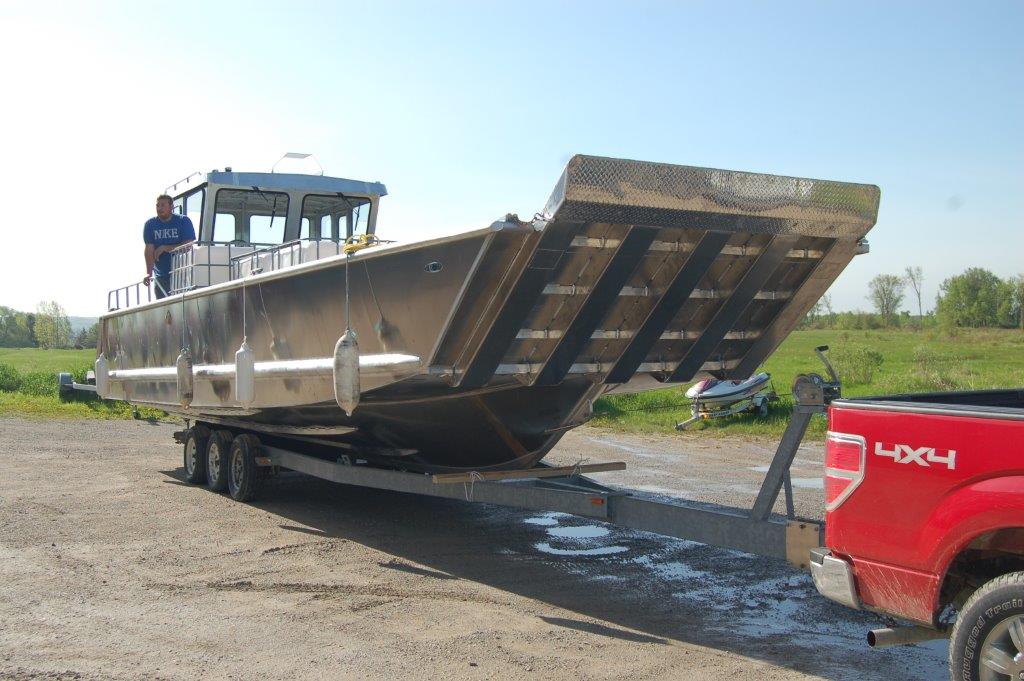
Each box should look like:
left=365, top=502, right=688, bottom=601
left=143, top=194, right=195, bottom=299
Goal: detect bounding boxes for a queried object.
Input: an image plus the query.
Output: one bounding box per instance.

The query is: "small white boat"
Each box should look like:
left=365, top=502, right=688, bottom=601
left=685, top=372, right=772, bottom=406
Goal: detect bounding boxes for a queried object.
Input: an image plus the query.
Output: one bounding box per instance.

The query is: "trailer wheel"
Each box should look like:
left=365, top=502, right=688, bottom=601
left=757, top=400, right=769, bottom=418
left=183, top=426, right=210, bottom=484
left=205, top=430, right=233, bottom=492
left=950, top=571, right=1024, bottom=681
left=227, top=434, right=263, bottom=502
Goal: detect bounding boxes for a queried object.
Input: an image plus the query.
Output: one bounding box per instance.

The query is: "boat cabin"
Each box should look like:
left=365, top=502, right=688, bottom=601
left=109, top=169, right=388, bottom=308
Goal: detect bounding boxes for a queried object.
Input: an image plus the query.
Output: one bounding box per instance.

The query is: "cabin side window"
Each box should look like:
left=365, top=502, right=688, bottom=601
left=213, top=188, right=290, bottom=245
left=301, top=194, right=371, bottom=241
left=184, top=189, right=204, bottom=236
left=350, top=201, right=370, bottom=238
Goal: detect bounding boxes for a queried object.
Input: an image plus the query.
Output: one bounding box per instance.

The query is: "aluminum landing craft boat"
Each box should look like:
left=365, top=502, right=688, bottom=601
left=97, top=155, right=879, bottom=472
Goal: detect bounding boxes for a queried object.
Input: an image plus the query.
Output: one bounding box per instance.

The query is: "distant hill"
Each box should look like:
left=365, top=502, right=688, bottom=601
left=69, top=316, right=99, bottom=333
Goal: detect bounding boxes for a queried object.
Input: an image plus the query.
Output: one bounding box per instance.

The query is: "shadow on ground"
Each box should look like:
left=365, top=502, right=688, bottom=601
left=161, top=466, right=942, bottom=681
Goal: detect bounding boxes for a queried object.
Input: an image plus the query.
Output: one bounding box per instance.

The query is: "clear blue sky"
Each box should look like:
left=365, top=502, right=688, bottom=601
left=1, top=1, right=1021, bottom=316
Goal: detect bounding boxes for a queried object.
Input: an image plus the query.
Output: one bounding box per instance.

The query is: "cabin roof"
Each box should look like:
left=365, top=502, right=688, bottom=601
left=168, top=170, right=387, bottom=199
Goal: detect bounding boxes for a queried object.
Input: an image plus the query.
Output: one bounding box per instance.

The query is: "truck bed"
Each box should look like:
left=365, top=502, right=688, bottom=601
left=833, top=387, right=1024, bottom=417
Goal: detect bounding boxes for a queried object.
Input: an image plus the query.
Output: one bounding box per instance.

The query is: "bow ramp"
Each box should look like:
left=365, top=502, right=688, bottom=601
left=433, top=155, right=879, bottom=389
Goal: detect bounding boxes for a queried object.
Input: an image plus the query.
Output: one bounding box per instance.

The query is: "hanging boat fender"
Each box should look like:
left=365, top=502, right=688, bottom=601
left=235, top=339, right=255, bottom=406
left=333, top=329, right=360, bottom=415
left=94, top=353, right=110, bottom=399
left=176, top=349, right=194, bottom=407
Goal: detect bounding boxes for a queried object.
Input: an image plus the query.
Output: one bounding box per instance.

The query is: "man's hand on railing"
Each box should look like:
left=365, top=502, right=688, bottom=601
left=142, top=274, right=152, bottom=287
left=153, top=241, right=194, bottom=259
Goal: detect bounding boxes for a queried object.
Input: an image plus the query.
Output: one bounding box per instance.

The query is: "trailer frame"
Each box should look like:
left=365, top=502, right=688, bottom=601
left=176, top=369, right=834, bottom=569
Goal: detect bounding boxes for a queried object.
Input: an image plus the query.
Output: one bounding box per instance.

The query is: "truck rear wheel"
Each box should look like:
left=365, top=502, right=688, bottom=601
left=205, top=430, right=233, bottom=492
left=227, top=434, right=263, bottom=502
left=950, top=571, right=1024, bottom=681
left=183, top=426, right=210, bottom=484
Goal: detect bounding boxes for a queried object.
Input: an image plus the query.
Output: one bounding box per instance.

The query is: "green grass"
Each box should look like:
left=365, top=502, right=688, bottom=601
left=0, top=347, right=96, bottom=373
left=0, top=391, right=166, bottom=420
left=593, top=328, right=1024, bottom=438
left=0, top=347, right=168, bottom=421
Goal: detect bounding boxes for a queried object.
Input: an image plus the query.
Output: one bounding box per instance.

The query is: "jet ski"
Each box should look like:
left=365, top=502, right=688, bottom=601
left=685, top=372, right=772, bottom=406
left=677, top=372, right=775, bottom=430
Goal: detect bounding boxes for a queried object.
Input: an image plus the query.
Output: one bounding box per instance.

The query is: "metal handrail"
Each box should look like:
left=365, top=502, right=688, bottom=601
left=107, top=281, right=152, bottom=311
left=229, top=238, right=344, bottom=280
left=107, top=238, right=346, bottom=310
left=169, top=242, right=260, bottom=295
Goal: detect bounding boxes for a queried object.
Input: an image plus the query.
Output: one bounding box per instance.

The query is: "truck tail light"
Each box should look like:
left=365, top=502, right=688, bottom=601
left=825, top=431, right=866, bottom=511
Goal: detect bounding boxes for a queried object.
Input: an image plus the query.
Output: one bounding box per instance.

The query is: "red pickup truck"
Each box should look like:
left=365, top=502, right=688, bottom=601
left=810, top=388, right=1024, bottom=680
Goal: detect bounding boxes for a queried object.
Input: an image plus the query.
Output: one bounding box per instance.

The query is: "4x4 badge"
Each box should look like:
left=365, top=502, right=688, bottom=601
left=875, top=443, right=956, bottom=470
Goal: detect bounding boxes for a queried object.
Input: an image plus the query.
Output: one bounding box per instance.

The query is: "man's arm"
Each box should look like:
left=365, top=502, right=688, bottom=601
left=143, top=243, right=155, bottom=285
left=153, top=238, right=195, bottom=259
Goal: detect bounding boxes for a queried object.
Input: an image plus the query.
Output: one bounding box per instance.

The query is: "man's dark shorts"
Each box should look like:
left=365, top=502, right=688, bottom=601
left=154, top=275, right=171, bottom=299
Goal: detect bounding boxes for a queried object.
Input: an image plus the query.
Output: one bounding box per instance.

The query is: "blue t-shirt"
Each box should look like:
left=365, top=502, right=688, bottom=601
left=144, top=214, right=195, bottom=277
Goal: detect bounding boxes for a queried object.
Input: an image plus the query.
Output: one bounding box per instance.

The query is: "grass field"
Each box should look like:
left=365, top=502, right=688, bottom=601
left=2, top=329, right=1023, bottom=434
left=593, top=328, right=1024, bottom=438
left=0, top=347, right=166, bottom=421
left=0, top=348, right=96, bottom=373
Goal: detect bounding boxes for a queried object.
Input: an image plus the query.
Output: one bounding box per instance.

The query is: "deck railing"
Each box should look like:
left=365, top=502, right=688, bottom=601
left=229, top=238, right=344, bottom=279
left=106, top=239, right=345, bottom=311
left=107, top=281, right=154, bottom=311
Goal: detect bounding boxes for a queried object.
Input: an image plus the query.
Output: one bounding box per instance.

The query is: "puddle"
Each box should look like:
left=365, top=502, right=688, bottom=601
left=548, top=525, right=610, bottom=540
left=747, top=467, right=823, bottom=489
left=588, top=437, right=647, bottom=454
left=523, top=516, right=560, bottom=527
left=791, top=477, right=823, bottom=490
left=587, top=437, right=681, bottom=461
left=535, top=542, right=629, bottom=556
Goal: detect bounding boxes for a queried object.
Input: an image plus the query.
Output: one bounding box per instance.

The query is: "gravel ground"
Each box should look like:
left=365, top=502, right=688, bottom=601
left=0, top=417, right=948, bottom=680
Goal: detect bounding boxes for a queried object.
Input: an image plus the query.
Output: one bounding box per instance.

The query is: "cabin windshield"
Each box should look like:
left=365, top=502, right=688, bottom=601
left=299, top=194, right=372, bottom=241
left=211, top=188, right=290, bottom=245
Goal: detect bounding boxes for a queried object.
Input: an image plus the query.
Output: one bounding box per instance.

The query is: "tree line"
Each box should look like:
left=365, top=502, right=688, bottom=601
left=805, top=267, right=1024, bottom=330
left=0, top=303, right=98, bottom=349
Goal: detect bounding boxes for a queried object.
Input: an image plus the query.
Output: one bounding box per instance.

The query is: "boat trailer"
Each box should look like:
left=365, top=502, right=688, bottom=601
left=170, top=351, right=840, bottom=569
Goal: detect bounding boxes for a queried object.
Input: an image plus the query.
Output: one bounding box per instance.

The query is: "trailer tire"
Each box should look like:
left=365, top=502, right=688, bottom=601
left=949, top=571, right=1024, bottom=681
left=183, top=426, right=210, bottom=484
left=205, top=430, right=233, bottom=492
left=227, top=434, right=262, bottom=502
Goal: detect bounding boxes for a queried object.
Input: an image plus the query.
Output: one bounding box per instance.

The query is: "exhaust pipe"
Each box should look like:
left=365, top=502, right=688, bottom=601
left=867, top=626, right=948, bottom=648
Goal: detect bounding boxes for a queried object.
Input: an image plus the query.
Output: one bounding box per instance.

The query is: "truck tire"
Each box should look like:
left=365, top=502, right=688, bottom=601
left=205, top=430, right=233, bottom=492
left=227, top=434, right=263, bottom=502
left=949, top=571, right=1024, bottom=681
left=183, top=426, right=210, bottom=484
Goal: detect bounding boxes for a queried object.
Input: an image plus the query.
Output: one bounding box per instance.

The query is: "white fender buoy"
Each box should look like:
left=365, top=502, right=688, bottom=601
left=176, top=350, right=194, bottom=408
left=235, top=339, right=255, bottom=406
left=94, top=353, right=109, bottom=399
left=333, top=329, right=360, bottom=416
